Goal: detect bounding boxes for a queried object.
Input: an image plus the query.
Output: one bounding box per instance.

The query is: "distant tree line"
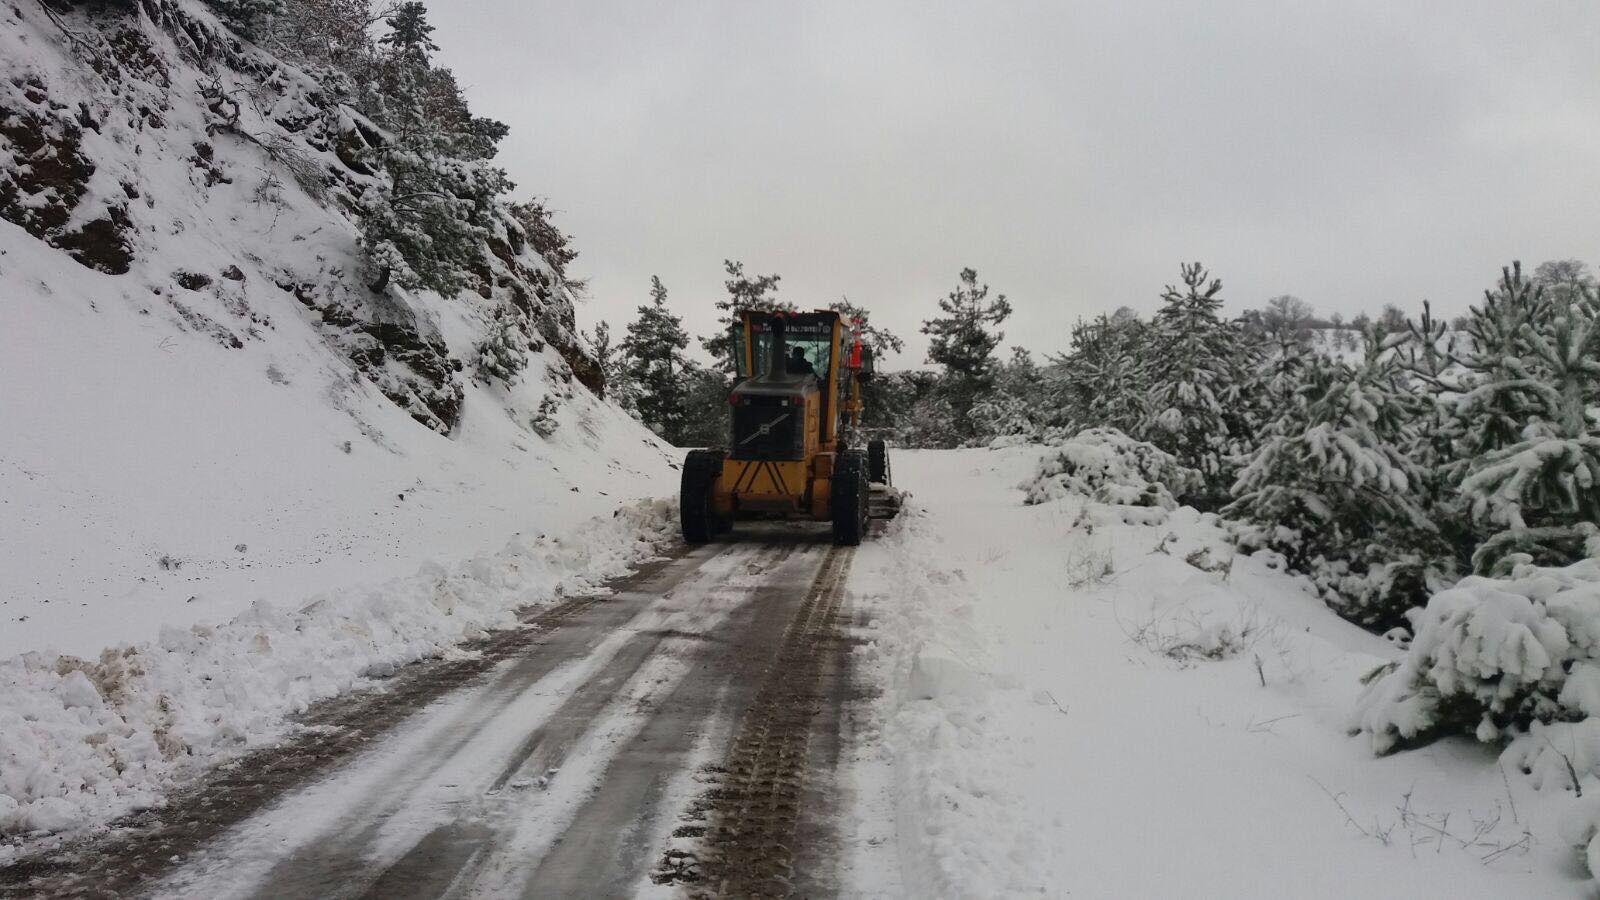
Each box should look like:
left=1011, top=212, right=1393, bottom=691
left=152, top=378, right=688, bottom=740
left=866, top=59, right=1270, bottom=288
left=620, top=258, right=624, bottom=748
left=603, top=255, right=1600, bottom=638
left=1036, top=257, right=1600, bottom=633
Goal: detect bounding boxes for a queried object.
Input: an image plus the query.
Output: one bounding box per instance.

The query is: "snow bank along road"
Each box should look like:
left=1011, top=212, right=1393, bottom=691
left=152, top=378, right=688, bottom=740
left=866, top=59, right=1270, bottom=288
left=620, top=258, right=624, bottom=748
left=2, top=525, right=864, bottom=899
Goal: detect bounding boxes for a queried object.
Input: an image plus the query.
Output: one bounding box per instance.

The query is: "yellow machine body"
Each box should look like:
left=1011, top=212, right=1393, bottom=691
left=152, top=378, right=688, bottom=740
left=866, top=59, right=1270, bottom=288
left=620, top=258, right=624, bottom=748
left=717, top=310, right=845, bottom=520
left=681, top=308, right=892, bottom=545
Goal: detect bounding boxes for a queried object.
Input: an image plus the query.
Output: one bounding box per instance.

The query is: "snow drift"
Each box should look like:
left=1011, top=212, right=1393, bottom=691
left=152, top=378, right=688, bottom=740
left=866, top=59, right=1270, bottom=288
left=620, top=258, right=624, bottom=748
left=0, top=499, right=675, bottom=852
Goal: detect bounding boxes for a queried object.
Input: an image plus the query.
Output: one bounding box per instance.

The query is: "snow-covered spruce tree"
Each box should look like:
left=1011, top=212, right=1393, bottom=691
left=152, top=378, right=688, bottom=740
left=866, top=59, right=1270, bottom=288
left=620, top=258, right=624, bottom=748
left=1456, top=263, right=1600, bottom=573
left=356, top=2, right=512, bottom=295
left=921, top=267, right=1013, bottom=442
left=620, top=277, right=693, bottom=444
left=702, top=260, right=792, bottom=373
left=1139, top=263, right=1260, bottom=507
left=1226, top=331, right=1443, bottom=630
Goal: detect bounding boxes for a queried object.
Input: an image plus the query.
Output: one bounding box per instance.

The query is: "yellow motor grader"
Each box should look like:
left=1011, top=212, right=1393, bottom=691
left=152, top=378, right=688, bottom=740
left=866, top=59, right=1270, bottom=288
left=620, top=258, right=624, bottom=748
left=680, top=309, right=901, bottom=545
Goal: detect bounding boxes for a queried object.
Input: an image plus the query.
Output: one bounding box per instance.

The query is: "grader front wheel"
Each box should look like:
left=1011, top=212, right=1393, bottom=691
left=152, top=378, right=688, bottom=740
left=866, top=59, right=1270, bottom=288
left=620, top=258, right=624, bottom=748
left=681, top=449, right=724, bottom=544
left=832, top=449, right=869, bottom=546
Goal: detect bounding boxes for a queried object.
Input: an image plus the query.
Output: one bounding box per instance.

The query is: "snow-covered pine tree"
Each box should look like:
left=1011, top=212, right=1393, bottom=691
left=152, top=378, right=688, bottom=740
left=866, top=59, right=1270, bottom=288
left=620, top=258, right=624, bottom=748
left=508, top=199, right=578, bottom=279
left=1456, top=263, right=1600, bottom=573
left=829, top=297, right=904, bottom=358
left=620, top=277, right=693, bottom=444
left=586, top=320, right=636, bottom=413
left=1532, top=258, right=1596, bottom=309
left=702, top=260, right=792, bottom=373
left=676, top=363, right=735, bottom=448
left=357, top=2, right=512, bottom=295
left=1226, top=329, right=1441, bottom=629
left=1257, top=300, right=1318, bottom=412
left=203, top=0, right=286, bottom=38
left=1046, top=311, right=1150, bottom=435
left=1395, top=300, right=1476, bottom=566
left=1454, top=263, right=1552, bottom=460
left=474, top=308, right=530, bottom=384
left=1139, top=263, right=1258, bottom=506
left=902, top=393, right=962, bottom=449
left=262, top=0, right=383, bottom=79
left=859, top=370, right=939, bottom=443
left=920, top=267, right=1013, bottom=441
left=970, top=347, right=1042, bottom=442
left=828, top=297, right=903, bottom=443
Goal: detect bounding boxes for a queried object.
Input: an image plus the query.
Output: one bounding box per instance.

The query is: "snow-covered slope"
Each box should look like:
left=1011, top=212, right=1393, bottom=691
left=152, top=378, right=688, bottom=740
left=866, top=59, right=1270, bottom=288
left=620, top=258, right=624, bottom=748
left=0, top=0, right=678, bottom=659
left=0, top=230, right=675, bottom=658
left=0, top=0, right=680, bottom=850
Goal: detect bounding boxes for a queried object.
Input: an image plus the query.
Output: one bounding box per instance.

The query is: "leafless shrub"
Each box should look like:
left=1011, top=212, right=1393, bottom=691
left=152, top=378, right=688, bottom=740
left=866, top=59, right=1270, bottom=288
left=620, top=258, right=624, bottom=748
left=1184, top=546, right=1234, bottom=577
left=251, top=132, right=327, bottom=201
left=1063, top=542, right=1115, bottom=589
left=1310, top=777, right=1535, bottom=865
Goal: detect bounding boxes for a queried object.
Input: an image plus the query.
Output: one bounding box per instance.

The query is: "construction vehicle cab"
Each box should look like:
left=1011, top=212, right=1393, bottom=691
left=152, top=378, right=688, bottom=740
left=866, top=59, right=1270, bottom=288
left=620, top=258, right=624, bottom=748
left=680, top=309, right=899, bottom=546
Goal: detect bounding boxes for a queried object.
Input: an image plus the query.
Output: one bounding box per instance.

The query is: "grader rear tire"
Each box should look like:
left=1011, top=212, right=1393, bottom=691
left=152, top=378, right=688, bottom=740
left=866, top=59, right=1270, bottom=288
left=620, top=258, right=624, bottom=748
left=681, top=449, right=724, bottom=544
left=832, top=449, right=869, bottom=546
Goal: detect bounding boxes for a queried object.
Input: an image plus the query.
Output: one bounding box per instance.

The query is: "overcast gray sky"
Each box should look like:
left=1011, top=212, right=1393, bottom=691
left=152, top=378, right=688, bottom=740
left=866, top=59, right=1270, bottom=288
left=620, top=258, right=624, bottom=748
left=432, top=0, right=1600, bottom=366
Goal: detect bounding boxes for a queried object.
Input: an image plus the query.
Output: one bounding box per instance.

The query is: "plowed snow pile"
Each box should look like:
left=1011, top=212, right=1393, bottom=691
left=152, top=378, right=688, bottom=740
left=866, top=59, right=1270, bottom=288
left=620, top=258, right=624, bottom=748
left=843, top=447, right=1580, bottom=898
left=0, top=500, right=675, bottom=850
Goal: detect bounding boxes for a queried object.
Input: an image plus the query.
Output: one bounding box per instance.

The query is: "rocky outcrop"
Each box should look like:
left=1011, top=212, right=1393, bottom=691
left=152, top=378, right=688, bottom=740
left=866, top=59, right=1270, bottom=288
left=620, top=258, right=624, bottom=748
left=1, top=0, right=600, bottom=435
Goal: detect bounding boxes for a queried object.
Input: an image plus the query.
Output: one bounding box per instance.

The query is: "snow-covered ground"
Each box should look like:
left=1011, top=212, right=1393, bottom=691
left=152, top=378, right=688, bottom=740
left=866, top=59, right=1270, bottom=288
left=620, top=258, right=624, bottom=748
left=848, top=447, right=1583, bottom=898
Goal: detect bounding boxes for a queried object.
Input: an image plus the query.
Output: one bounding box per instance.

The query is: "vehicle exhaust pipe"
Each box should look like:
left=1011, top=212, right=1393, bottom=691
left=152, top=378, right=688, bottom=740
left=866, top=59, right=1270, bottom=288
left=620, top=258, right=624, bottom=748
left=768, top=314, right=787, bottom=377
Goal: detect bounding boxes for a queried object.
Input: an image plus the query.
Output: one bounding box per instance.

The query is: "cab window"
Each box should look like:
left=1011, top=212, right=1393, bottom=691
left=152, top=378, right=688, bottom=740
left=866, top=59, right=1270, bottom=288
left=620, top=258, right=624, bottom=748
left=734, top=318, right=836, bottom=379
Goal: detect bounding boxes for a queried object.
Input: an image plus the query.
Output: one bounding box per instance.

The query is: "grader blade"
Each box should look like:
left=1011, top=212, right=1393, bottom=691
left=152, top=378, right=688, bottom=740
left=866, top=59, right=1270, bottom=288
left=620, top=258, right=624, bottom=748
left=867, top=483, right=903, bottom=520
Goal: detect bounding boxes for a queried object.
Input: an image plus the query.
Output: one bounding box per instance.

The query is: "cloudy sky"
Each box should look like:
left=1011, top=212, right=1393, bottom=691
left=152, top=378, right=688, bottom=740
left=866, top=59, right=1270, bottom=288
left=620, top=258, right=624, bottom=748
left=432, top=1, right=1600, bottom=366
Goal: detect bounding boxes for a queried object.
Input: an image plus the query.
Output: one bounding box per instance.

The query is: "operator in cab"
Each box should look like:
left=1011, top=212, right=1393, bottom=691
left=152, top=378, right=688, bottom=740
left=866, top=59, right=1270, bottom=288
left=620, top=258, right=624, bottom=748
left=786, top=345, right=816, bottom=377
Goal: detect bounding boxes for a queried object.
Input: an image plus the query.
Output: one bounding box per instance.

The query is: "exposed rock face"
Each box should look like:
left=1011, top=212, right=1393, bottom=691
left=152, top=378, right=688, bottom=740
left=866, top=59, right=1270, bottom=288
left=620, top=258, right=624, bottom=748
left=0, top=0, right=601, bottom=434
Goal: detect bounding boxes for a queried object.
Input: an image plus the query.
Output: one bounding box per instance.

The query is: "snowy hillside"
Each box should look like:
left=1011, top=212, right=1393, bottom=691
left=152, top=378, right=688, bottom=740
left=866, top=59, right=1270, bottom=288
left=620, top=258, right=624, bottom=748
left=0, top=0, right=681, bottom=848
left=0, top=0, right=678, bottom=659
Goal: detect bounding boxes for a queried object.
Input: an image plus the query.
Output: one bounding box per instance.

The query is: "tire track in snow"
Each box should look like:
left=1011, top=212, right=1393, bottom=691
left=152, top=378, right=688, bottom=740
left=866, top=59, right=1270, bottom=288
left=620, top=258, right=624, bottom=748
left=491, top=539, right=837, bottom=898
left=6, top=525, right=860, bottom=900
left=657, top=546, right=857, bottom=898
left=155, top=541, right=782, bottom=900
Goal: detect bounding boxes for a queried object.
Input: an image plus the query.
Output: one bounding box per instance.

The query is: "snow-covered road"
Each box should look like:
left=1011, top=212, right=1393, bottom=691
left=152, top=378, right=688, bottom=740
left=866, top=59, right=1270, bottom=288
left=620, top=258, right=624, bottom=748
left=4, top=526, right=868, bottom=899
left=8, top=448, right=1593, bottom=898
